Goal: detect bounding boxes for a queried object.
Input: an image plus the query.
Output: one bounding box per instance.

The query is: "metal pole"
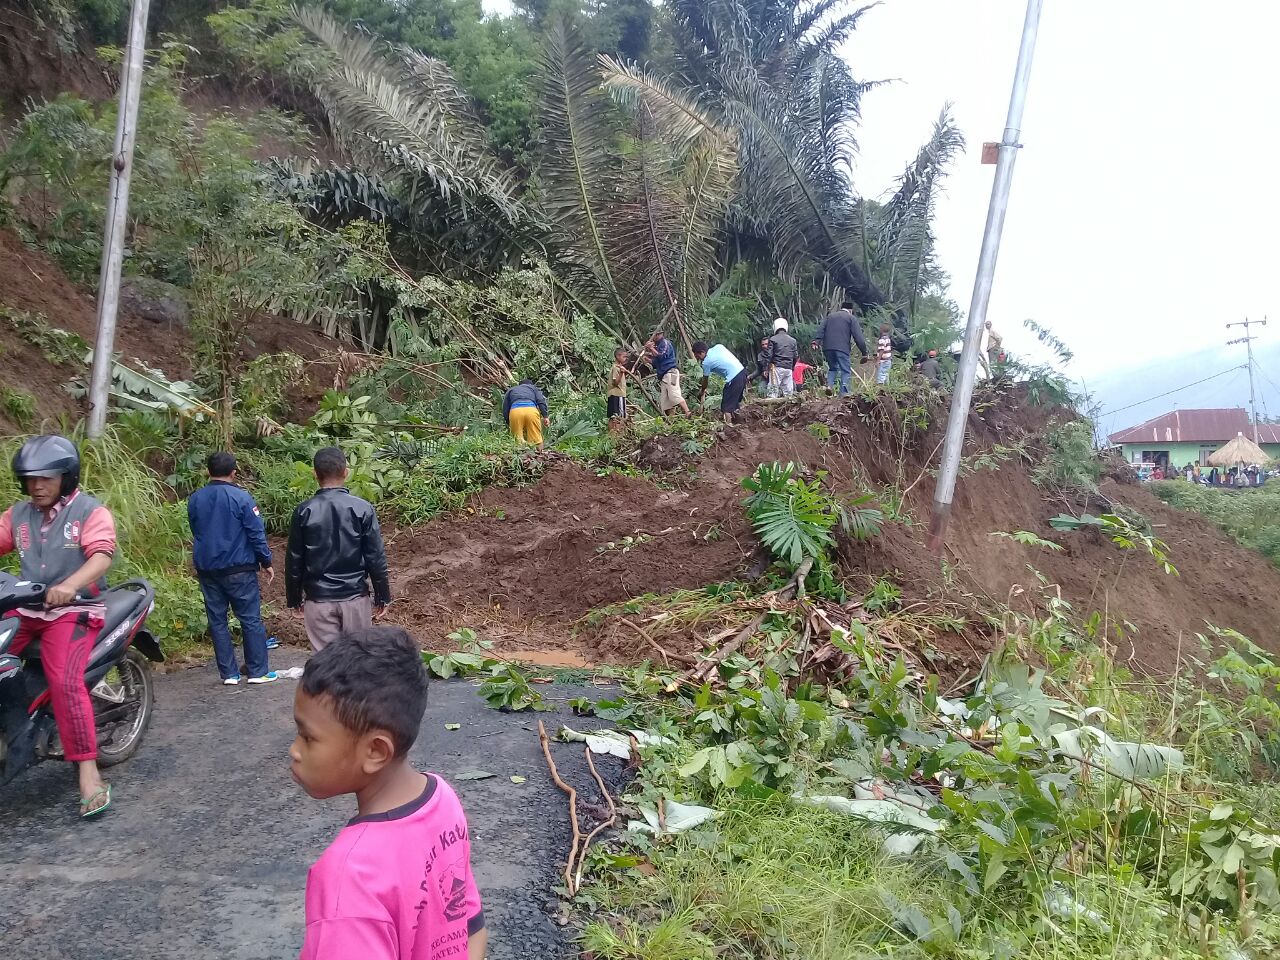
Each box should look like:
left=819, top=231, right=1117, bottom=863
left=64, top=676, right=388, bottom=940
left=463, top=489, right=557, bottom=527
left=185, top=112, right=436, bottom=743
left=1247, top=334, right=1259, bottom=445
left=1227, top=317, right=1266, bottom=444
left=927, top=0, right=1043, bottom=553
left=86, top=0, right=152, bottom=438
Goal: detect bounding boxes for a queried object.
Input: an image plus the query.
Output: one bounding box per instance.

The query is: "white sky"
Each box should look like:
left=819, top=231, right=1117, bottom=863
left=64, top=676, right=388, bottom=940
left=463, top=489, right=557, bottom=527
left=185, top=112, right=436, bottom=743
left=846, top=0, right=1280, bottom=384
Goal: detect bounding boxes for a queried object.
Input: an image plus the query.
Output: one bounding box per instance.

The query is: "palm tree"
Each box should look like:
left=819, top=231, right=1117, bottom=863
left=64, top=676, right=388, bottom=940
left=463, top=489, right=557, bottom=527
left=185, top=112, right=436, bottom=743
left=285, top=2, right=962, bottom=351
left=867, top=107, right=966, bottom=323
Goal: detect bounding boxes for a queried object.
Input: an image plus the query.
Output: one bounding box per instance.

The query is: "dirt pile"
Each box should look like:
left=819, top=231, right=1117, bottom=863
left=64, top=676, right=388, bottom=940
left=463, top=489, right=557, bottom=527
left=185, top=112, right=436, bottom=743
left=0, top=228, right=340, bottom=430
left=367, top=394, right=1280, bottom=676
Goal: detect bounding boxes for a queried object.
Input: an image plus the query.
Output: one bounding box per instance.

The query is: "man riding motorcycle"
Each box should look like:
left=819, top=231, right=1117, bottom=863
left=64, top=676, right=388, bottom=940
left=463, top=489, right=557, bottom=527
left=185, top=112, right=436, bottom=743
left=0, top=435, right=116, bottom=817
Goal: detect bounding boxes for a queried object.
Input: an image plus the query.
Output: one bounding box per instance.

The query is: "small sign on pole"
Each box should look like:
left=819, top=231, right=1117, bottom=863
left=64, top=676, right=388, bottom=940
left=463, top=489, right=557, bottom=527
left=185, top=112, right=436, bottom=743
left=981, top=142, right=1000, bottom=165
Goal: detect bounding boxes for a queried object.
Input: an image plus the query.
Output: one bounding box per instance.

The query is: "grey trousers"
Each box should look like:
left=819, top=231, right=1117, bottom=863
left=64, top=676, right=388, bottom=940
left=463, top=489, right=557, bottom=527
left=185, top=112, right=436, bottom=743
left=303, top=595, right=373, bottom=652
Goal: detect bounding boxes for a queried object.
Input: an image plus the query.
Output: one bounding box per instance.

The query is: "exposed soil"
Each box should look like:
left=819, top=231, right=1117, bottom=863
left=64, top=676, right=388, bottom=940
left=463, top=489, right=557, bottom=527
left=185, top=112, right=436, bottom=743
left=0, top=228, right=341, bottom=431
left=305, top=393, right=1280, bottom=680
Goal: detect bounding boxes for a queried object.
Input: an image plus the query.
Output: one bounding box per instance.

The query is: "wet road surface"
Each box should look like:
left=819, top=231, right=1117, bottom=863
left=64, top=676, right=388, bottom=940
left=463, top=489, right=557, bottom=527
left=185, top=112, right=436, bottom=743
left=0, top=650, right=614, bottom=960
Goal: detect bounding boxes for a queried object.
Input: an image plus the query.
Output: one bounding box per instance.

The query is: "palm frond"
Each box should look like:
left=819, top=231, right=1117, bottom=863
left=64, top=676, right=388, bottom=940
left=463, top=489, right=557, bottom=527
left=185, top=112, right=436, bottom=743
left=872, top=105, right=965, bottom=312
left=536, top=14, right=629, bottom=325
left=292, top=6, right=526, bottom=227
left=600, top=58, right=740, bottom=333
left=718, top=75, right=881, bottom=306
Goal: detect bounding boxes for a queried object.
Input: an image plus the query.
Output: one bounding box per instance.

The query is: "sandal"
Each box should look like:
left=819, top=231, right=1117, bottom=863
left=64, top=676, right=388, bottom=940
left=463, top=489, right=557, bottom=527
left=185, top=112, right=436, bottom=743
left=80, top=784, right=112, bottom=819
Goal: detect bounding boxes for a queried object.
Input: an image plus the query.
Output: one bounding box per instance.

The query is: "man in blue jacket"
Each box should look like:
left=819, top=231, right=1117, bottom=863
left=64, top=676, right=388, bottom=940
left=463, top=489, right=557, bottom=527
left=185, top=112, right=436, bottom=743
left=187, top=452, right=277, bottom=686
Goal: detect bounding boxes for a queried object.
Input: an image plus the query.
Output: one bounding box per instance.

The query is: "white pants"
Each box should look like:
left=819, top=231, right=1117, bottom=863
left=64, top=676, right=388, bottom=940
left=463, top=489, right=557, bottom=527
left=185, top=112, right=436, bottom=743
left=769, top=368, right=795, bottom=398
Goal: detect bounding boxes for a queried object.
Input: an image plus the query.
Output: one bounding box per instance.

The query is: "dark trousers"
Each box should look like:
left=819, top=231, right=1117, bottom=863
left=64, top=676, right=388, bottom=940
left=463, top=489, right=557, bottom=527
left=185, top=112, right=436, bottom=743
left=199, top=570, right=269, bottom=680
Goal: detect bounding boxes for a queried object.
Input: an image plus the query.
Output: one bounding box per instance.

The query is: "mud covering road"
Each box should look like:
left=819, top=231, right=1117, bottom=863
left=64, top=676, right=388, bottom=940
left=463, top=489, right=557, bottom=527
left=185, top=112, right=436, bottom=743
left=0, top=650, right=617, bottom=960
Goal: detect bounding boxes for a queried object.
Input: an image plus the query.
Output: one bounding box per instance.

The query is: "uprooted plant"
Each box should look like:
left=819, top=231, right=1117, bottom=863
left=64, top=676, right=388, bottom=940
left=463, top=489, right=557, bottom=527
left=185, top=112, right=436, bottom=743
left=1050, top=510, right=1178, bottom=575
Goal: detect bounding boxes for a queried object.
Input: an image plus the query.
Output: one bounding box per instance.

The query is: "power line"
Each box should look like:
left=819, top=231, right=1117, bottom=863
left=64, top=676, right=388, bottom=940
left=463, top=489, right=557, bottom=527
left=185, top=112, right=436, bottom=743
left=1251, top=357, right=1280, bottom=401
left=1098, top=365, right=1245, bottom=419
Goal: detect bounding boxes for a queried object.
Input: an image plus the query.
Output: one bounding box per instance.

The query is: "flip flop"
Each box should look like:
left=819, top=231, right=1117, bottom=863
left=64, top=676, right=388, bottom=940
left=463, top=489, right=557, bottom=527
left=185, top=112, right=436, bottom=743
left=80, top=784, right=112, bottom=820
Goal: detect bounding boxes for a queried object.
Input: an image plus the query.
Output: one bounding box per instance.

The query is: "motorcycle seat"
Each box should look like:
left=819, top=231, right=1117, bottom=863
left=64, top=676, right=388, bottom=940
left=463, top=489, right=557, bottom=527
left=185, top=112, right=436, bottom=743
left=8, top=582, right=152, bottom=668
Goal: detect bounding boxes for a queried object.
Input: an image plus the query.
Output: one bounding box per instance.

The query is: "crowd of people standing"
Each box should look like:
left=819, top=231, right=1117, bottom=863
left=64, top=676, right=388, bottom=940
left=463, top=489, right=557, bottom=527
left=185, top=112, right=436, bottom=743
left=502, top=302, right=955, bottom=439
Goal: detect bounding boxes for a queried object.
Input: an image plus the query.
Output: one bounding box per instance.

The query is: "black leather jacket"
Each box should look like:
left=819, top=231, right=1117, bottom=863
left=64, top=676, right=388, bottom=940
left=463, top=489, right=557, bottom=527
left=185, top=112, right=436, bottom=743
left=767, top=331, right=799, bottom=369
left=285, top=487, right=392, bottom=607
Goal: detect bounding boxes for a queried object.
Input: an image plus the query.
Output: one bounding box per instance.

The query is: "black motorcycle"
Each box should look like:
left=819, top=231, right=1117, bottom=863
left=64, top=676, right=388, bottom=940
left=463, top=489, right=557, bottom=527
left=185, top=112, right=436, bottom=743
left=0, top=570, right=163, bottom=786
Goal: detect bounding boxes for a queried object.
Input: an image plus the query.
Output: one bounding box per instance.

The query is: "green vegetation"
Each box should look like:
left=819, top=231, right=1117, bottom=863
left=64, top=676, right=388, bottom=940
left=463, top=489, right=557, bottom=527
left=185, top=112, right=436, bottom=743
left=742, top=461, right=883, bottom=568
left=0, top=387, right=36, bottom=428
left=1152, top=479, right=1280, bottom=567
left=569, top=577, right=1280, bottom=959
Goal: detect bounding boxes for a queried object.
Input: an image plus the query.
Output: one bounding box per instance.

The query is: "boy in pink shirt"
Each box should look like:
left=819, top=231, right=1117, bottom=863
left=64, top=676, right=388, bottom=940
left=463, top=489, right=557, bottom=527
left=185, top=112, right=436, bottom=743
left=291, top=627, right=486, bottom=960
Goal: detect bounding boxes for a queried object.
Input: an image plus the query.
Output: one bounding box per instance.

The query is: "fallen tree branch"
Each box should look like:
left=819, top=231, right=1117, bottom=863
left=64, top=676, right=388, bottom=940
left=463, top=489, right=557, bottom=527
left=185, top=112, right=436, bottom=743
left=538, top=719, right=582, bottom=895
left=678, top=557, right=814, bottom=686
left=574, top=747, right=619, bottom=892
left=619, top=616, right=695, bottom=667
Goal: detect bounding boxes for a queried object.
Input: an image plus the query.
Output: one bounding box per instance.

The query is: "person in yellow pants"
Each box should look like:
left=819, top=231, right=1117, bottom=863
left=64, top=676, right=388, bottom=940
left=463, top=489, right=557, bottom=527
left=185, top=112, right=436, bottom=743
left=503, top=378, right=550, bottom=450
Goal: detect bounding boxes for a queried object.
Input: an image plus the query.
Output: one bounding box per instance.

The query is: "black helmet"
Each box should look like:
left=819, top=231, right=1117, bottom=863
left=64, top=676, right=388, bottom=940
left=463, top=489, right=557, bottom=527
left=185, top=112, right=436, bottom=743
left=12, top=435, right=81, bottom=497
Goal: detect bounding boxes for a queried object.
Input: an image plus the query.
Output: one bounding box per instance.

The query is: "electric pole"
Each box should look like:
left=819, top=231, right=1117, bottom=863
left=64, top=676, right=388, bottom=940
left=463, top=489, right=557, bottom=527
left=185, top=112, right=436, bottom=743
left=87, top=0, right=152, bottom=439
left=1227, top=316, right=1266, bottom=444
left=927, top=0, right=1043, bottom=554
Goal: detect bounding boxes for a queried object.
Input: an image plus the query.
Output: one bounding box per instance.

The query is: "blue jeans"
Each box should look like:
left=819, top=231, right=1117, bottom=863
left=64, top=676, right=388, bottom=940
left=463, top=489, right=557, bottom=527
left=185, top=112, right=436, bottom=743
left=876, top=359, right=892, bottom=384
left=199, top=570, right=269, bottom=680
left=824, top=349, right=852, bottom=394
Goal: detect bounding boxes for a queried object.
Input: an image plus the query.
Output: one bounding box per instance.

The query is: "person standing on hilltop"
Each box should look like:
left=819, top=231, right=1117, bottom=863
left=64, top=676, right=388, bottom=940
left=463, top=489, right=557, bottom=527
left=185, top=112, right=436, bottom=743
left=693, top=340, right=748, bottom=422
left=811, top=301, right=869, bottom=396
left=503, top=378, right=550, bottom=450
left=187, top=451, right=277, bottom=686
left=644, top=329, right=691, bottom=417
left=606, top=347, right=629, bottom=433
left=286, top=447, right=392, bottom=653
left=766, top=318, right=799, bottom=398
left=750, top=335, right=771, bottom=396
left=919, top=349, right=943, bottom=388
left=875, top=324, right=893, bottom=385
left=981, top=320, right=1004, bottom=377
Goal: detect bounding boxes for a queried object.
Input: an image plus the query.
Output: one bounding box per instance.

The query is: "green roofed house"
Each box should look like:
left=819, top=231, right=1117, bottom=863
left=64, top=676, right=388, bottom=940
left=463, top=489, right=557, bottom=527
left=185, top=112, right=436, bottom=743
left=1109, top=408, right=1280, bottom=471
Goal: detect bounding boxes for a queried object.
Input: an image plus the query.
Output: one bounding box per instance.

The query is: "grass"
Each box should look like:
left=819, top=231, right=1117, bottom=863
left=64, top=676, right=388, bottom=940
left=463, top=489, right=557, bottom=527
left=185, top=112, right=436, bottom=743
left=582, top=797, right=959, bottom=959
left=1151, top=478, right=1280, bottom=568
left=0, top=386, right=35, bottom=428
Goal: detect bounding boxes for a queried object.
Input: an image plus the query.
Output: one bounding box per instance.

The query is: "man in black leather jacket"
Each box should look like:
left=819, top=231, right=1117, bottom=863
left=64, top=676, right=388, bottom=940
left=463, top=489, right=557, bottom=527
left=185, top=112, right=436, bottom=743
left=285, top=447, right=392, bottom=652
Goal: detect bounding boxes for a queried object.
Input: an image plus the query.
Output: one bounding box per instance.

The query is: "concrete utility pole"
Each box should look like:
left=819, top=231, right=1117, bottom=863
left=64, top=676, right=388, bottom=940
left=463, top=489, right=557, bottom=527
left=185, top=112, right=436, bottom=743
left=927, top=0, right=1043, bottom=554
left=1227, top=317, right=1267, bottom=443
left=87, top=0, right=152, bottom=439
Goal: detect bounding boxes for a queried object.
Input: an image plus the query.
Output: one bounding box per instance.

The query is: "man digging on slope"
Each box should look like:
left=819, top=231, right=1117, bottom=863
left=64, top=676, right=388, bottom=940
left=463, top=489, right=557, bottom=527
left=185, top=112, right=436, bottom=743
left=693, top=340, right=748, bottom=423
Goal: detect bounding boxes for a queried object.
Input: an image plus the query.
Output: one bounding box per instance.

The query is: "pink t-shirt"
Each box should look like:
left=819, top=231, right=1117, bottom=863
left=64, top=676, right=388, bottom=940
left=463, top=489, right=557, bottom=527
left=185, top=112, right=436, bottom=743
left=300, top=775, right=484, bottom=960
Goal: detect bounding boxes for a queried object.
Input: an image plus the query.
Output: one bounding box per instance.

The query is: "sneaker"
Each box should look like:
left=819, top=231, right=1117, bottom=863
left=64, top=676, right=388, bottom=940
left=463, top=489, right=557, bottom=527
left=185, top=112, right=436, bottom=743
left=266, top=636, right=280, bottom=650
left=247, top=672, right=279, bottom=685
left=223, top=676, right=241, bottom=686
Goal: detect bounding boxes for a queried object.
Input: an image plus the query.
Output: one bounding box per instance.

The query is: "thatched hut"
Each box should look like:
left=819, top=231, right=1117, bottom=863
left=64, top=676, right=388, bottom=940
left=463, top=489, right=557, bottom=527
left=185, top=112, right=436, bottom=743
left=1207, top=432, right=1268, bottom=468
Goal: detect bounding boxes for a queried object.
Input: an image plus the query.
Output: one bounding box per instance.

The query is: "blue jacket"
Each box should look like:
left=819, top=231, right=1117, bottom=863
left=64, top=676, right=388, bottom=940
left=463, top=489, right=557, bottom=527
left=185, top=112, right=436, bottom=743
left=503, top=381, right=548, bottom=419
left=187, top=480, right=272, bottom=575
left=651, top=337, right=678, bottom=376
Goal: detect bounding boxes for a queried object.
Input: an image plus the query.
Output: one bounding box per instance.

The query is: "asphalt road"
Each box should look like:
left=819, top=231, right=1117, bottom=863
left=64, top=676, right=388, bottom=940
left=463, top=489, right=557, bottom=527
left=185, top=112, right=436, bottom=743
left=0, top=650, right=619, bottom=960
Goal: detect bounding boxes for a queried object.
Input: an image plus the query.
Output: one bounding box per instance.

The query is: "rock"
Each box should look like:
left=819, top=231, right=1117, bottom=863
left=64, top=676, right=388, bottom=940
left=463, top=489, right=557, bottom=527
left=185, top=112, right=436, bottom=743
left=120, top=277, right=190, bottom=328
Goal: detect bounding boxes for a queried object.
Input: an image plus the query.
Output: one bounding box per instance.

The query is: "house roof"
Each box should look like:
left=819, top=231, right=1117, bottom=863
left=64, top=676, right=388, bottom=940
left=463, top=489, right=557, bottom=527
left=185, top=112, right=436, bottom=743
left=1109, top=408, right=1280, bottom=445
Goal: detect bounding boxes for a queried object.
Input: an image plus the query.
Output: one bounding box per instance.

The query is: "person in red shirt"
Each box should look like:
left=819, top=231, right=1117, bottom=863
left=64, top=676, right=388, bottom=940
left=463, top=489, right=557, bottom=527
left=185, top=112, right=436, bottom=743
left=793, top=360, right=812, bottom=390
left=0, top=435, right=116, bottom=817
left=292, top=627, right=486, bottom=960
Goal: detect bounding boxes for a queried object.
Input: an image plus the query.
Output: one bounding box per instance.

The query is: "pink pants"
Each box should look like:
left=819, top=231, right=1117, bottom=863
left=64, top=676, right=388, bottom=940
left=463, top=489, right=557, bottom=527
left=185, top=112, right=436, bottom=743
left=10, top=612, right=101, bottom=762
